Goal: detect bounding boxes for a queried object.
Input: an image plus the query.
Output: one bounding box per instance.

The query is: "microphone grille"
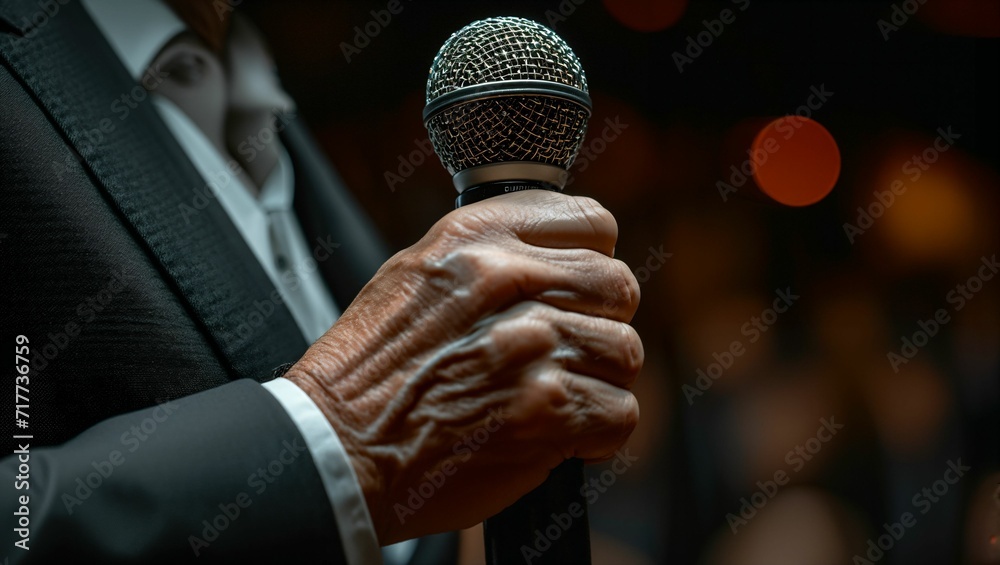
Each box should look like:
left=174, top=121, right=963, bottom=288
left=426, top=17, right=588, bottom=100
left=424, top=17, right=591, bottom=181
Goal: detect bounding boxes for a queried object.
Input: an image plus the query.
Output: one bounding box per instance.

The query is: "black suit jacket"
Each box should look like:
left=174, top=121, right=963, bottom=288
left=0, top=2, right=454, bottom=562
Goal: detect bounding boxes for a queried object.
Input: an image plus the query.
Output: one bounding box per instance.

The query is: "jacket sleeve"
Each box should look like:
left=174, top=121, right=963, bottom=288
left=2, top=379, right=348, bottom=564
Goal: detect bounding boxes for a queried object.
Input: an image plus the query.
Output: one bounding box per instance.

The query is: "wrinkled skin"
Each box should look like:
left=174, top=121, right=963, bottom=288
left=287, top=190, right=643, bottom=545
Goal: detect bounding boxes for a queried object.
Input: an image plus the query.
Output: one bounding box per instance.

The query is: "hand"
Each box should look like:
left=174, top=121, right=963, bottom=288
left=286, top=190, right=642, bottom=545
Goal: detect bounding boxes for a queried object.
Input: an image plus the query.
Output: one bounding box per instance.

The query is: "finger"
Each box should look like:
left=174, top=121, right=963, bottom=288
left=450, top=246, right=640, bottom=324
left=500, top=302, right=643, bottom=389
left=527, top=368, right=639, bottom=462
left=459, top=191, right=618, bottom=257
left=552, top=313, right=644, bottom=390
left=417, top=314, right=561, bottom=408
left=509, top=244, right=642, bottom=322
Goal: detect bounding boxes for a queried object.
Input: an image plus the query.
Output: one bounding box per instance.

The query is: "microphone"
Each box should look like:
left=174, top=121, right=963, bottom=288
left=423, top=16, right=592, bottom=208
left=423, top=17, right=593, bottom=564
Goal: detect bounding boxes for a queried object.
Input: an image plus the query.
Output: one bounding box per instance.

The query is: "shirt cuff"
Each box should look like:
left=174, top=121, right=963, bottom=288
left=262, top=377, right=382, bottom=565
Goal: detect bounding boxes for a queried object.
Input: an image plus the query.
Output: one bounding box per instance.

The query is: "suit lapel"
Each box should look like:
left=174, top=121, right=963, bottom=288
left=0, top=0, right=308, bottom=379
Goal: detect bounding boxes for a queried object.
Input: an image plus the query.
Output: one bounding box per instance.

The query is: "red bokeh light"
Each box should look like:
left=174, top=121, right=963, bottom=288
left=750, top=117, right=841, bottom=207
left=919, top=0, right=1000, bottom=37
left=602, top=0, right=688, bottom=32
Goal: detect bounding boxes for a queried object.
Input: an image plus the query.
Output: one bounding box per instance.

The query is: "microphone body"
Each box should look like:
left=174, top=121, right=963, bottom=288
left=423, top=17, right=594, bottom=565
left=482, top=459, right=590, bottom=564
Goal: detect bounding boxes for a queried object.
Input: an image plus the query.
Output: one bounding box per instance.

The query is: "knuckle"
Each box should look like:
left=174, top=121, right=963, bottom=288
left=615, top=393, right=639, bottom=447
left=532, top=371, right=571, bottom=410
left=518, top=300, right=554, bottom=324
left=470, top=251, right=514, bottom=297
left=507, top=371, right=569, bottom=442
left=623, top=262, right=641, bottom=306
left=619, top=323, right=644, bottom=380
left=480, top=320, right=515, bottom=366
left=608, top=259, right=640, bottom=312
left=619, top=393, right=640, bottom=441
left=452, top=245, right=488, bottom=276
left=424, top=244, right=506, bottom=296
left=484, top=312, right=558, bottom=361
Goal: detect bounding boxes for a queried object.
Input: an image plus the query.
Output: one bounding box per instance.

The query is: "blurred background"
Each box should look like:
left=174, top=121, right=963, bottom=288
left=242, top=1, right=999, bottom=563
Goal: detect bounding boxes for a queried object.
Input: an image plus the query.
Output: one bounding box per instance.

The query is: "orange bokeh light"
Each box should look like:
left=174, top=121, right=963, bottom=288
left=862, top=131, right=991, bottom=268
left=880, top=171, right=978, bottom=263
left=602, top=0, right=688, bottom=32
left=750, top=117, right=841, bottom=207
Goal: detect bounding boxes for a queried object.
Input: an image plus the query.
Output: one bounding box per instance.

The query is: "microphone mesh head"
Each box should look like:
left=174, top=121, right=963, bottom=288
left=426, top=17, right=588, bottom=99
left=424, top=17, right=590, bottom=178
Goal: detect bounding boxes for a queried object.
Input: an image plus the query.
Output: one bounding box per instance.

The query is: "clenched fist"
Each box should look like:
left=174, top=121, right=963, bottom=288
left=286, top=190, right=642, bottom=545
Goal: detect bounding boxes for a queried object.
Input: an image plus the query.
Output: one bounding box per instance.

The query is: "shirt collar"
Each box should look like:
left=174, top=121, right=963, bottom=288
left=81, top=0, right=186, bottom=80
left=258, top=146, right=295, bottom=212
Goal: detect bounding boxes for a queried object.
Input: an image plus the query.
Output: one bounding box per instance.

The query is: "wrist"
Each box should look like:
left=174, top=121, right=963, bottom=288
left=284, top=364, right=389, bottom=543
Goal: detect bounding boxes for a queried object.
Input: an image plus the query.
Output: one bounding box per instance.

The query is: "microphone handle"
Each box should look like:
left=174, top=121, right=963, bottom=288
left=484, top=458, right=591, bottom=565
left=456, top=180, right=592, bottom=565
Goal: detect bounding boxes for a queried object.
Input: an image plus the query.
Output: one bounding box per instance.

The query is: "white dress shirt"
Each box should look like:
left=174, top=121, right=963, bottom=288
left=80, top=1, right=416, bottom=563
